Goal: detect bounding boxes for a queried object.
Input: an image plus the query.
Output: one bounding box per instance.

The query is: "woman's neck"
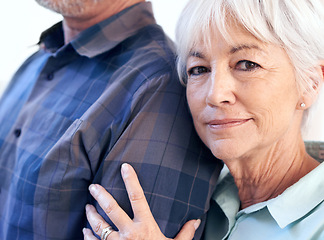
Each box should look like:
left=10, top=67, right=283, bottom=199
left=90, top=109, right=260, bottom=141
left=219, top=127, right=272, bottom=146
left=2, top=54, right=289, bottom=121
left=226, top=138, right=319, bottom=209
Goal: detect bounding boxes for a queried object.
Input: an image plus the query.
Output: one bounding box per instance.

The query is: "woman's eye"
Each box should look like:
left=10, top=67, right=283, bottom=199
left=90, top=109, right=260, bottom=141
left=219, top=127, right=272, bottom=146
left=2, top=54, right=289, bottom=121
left=235, top=60, right=261, bottom=71
left=187, top=66, right=210, bottom=76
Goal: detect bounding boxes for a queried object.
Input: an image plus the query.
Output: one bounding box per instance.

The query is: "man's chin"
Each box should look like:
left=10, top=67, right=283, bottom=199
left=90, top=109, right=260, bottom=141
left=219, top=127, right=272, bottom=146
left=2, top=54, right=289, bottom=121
left=35, top=0, right=87, bottom=16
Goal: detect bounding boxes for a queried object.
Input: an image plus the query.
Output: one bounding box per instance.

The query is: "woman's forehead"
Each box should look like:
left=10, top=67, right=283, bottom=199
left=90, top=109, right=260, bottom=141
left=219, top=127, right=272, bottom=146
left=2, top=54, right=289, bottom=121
left=187, top=23, right=270, bottom=57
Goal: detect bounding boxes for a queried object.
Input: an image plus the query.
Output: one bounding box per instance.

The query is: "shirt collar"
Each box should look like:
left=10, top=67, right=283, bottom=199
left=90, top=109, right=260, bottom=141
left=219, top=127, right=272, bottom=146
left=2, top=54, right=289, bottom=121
left=267, top=162, right=324, bottom=228
left=212, top=170, right=240, bottom=231
left=213, top=142, right=324, bottom=229
left=39, top=2, right=156, bottom=58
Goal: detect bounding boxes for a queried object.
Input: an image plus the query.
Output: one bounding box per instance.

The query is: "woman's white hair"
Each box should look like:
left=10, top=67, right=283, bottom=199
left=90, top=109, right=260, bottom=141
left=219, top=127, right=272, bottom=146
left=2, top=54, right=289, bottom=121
left=176, top=0, right=324, bottom=128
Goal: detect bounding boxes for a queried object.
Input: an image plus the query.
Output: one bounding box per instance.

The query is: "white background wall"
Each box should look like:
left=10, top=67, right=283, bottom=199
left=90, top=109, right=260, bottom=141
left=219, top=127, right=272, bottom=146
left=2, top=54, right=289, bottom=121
left=1, top=0, right=323, bottom=141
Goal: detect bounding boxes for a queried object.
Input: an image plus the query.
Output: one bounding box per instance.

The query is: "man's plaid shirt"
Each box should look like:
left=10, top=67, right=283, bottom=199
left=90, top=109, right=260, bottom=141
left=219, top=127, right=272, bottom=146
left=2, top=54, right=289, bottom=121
left=0, top=2, right=222, bottom=239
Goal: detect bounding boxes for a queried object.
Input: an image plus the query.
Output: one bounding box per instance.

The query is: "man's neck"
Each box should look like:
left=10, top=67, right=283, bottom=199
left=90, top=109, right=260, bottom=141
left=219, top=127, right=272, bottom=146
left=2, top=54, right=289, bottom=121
left=62, top=0, right=144, bottom=44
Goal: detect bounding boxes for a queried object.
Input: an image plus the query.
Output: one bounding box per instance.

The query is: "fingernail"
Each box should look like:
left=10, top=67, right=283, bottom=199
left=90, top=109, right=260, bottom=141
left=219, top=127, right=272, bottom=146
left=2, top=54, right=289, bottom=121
left=194, top=219, right=201, bottom=230
left=89, top=184, right=98, bottom=195
left=121, top=163, right=130, bottom=177
left=82, top=228, right=88, bottom=235
left=85, top=204, right=91, bottom=212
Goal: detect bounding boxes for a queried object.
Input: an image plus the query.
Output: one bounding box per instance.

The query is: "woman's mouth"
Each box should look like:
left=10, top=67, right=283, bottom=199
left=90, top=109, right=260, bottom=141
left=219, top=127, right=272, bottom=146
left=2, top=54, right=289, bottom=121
left=207, top=118, right=252, bottom=130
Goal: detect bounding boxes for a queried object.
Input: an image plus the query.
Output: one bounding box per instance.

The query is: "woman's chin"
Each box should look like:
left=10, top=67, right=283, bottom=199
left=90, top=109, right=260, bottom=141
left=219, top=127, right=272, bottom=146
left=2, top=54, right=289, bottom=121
left=208, top=139, right=248, bottom=162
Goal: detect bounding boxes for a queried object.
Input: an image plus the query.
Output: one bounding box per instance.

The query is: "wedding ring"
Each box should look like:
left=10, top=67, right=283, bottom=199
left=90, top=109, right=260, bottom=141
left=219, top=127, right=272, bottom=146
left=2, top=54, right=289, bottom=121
left=101, top=226, right=114, bottom=240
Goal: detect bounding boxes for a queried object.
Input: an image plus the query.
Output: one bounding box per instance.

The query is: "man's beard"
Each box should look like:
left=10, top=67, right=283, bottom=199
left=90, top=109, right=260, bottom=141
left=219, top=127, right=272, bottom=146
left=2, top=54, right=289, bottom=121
left=35, top=0, right=99, bottom=17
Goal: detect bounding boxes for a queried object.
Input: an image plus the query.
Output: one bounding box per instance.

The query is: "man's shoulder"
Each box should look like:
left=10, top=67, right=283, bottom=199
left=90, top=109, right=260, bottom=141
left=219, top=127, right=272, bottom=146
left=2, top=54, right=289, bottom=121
left=125, top=24, right=176, bottom=65
left=97, top=23, right=179, bottom=84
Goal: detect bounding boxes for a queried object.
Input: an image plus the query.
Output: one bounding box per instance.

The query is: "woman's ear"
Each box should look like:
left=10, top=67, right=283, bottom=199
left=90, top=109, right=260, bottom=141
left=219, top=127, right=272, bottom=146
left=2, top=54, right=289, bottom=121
left=316, top=60, right=324, bottom=91
left=312, top=62, right=324, bottom=94
left=297, top=61, right=324, bottom=110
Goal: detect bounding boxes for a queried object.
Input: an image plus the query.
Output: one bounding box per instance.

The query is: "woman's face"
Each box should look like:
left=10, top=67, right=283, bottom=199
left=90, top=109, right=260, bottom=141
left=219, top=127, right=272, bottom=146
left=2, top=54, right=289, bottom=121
left=186, top=22, right=303, bottom=161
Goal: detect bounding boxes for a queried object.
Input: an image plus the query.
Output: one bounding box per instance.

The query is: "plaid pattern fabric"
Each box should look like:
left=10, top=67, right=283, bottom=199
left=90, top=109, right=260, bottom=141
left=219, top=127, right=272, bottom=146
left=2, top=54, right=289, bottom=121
left=305, top=141, right=324, bottom=163
left=0, top=2, right=222, bottom=239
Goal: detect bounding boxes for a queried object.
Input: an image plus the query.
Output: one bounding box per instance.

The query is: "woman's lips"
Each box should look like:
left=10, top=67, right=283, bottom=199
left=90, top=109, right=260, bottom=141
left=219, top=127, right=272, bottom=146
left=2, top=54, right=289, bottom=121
left=207, top=118, right=252, bottom=129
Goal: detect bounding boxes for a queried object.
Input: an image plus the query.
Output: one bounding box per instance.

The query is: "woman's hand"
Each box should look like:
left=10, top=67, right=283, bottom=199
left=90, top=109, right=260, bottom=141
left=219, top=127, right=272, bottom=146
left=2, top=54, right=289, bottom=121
left=83, top=163, right=200, bottom=240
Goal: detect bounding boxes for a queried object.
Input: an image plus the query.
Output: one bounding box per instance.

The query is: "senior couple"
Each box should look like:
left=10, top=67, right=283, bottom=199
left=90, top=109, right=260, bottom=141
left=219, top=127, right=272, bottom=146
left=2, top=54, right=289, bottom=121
left=0, top=0, right=323, bottom=239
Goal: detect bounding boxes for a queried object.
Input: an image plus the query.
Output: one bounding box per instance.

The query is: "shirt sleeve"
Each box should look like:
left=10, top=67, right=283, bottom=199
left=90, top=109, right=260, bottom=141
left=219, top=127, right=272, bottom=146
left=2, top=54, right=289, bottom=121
left=79, top=70, right=223, bottom=238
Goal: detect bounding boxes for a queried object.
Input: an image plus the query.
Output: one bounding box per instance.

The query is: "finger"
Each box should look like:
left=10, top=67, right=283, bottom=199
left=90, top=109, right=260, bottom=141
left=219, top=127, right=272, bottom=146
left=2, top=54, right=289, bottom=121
left=89, top=184, right=133, bottom=230
left=121, top=163, right=153, bottom=221
left=85, top=204, right=112, bottom=237
left=100, top=226, right=119, bottom=240
left=82, top=228, right=99, bottom=240
left=174, top=219, right=201, bottom=240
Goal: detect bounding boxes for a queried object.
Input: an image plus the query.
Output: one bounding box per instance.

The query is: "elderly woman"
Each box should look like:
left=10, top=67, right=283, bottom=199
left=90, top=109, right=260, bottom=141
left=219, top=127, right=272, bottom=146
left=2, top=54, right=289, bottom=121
left=83, top=0, right=324, bottom=239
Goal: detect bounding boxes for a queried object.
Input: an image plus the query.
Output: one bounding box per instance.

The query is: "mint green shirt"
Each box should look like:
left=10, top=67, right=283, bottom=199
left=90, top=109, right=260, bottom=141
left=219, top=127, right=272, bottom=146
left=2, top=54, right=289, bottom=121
left=204, top=142, right=324, bottom=239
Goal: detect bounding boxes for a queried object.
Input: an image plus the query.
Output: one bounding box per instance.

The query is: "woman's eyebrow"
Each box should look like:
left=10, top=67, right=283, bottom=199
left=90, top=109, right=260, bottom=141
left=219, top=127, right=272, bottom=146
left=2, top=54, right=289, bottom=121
left=188, top=51, right=206, bottom=59
left=189, top=44, right=263, bottom=57
left=230, top=44, right=263, bottom=54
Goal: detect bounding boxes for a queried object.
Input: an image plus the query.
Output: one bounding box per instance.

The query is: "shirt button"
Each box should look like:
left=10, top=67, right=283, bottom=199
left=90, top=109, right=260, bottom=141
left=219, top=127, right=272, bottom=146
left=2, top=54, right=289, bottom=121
left=47, top=72, right=54, bottom=81
left=14, top=129, right=21, bottom=138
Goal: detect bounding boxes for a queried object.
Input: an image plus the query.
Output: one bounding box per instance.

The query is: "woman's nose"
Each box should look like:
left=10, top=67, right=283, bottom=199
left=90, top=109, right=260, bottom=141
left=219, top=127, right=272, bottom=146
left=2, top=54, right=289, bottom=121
left=206, top=70, right=236, bottom=107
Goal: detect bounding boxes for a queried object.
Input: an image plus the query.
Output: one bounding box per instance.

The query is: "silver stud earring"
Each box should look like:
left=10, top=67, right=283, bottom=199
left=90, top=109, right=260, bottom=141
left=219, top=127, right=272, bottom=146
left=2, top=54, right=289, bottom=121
left=300, top=102, right=306, bottom=108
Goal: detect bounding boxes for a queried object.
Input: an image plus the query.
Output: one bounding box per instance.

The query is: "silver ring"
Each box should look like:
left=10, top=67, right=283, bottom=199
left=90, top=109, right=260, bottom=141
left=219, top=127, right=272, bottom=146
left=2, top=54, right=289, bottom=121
left=101, top=226, right=114, bottom=240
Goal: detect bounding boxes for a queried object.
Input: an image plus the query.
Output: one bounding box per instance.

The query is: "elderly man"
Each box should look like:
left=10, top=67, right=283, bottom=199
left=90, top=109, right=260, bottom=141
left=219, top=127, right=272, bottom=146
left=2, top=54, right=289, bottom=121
left=0, top=0, right=222, bottom=239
